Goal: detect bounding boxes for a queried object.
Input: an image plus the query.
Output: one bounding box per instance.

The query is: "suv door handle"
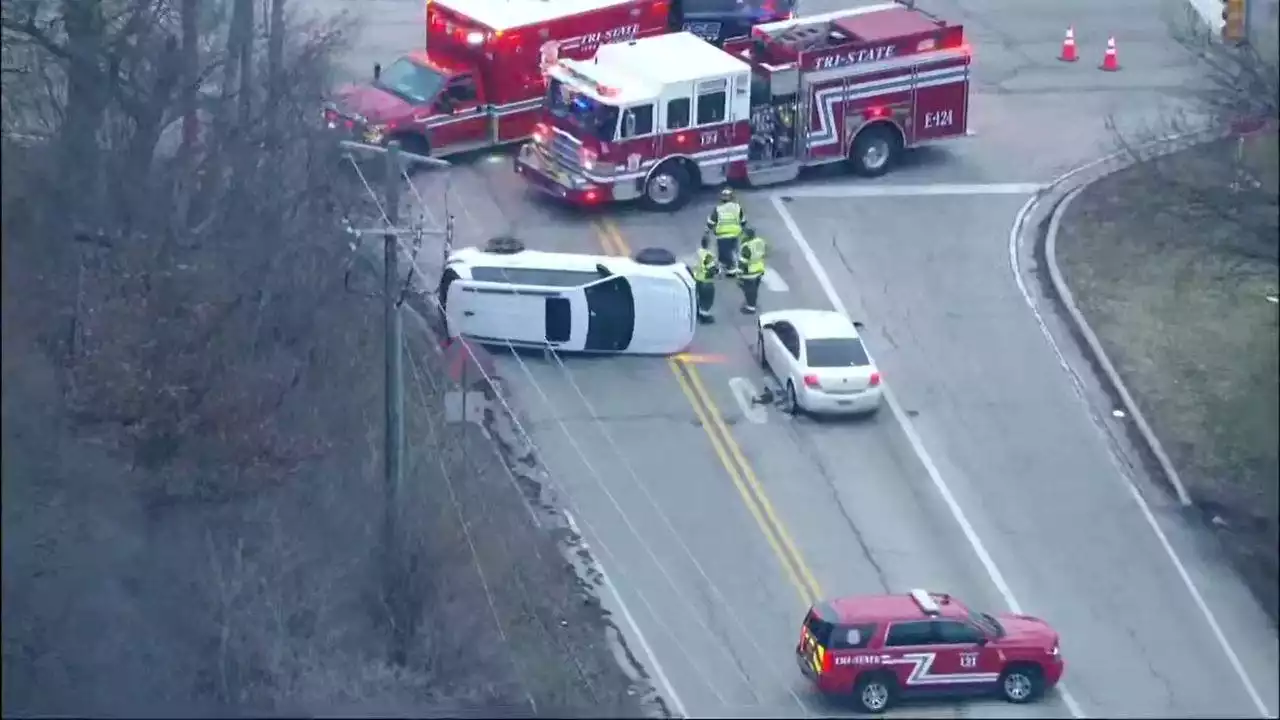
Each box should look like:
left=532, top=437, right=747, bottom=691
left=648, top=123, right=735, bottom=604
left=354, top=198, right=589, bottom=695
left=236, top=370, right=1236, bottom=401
left=463, top=311, right=475, bottom=317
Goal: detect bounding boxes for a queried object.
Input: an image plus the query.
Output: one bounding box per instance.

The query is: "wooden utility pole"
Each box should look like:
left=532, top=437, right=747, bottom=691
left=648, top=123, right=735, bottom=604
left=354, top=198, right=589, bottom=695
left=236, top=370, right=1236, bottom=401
left=338, top=139, right=451, bottom=665
left=382, top=141, right=406, bottom=665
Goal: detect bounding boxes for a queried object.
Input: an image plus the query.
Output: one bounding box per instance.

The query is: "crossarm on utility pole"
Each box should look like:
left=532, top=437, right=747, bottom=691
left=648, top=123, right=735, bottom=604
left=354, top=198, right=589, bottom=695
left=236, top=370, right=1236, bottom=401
left=340, top=139, right=451, bottom=169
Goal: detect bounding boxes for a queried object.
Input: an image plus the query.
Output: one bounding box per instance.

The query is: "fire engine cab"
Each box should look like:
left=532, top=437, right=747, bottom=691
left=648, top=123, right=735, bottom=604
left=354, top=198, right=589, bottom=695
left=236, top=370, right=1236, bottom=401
left=514, top=1, right=971, bottom=209
left=323, top=0, right=793, bottom=159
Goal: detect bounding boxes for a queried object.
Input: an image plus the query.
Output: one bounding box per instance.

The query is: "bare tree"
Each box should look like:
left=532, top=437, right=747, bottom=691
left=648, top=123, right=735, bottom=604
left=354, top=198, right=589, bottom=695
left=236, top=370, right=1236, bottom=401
left=1108, top=10, right=1279, bottom=265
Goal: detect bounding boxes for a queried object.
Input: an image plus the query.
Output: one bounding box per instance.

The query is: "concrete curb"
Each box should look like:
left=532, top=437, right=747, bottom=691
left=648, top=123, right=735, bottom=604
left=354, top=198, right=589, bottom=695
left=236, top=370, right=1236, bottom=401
left=1044, top=187, right=1194, bottom=506
left=1036, top=133, right=1238, bottom=507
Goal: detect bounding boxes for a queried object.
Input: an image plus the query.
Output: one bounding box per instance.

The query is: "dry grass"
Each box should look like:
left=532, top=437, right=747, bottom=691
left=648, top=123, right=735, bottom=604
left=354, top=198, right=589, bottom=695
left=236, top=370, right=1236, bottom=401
left=1055, top=140, right=1279, bottom=620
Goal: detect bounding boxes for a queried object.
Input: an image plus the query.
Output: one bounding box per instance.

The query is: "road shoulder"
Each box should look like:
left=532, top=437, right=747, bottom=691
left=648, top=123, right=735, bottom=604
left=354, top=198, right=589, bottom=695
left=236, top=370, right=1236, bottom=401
left=1047, top=140, right=1278, bottom=623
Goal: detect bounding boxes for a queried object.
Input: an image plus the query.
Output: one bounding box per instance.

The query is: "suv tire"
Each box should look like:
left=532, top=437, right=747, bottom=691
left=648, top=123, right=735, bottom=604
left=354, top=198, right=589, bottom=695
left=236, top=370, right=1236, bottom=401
left=852, top=672, right=898, bottom=714
left=998, top=664, right=1044, bottom=704
left=633, top=247, right=677, bottom=265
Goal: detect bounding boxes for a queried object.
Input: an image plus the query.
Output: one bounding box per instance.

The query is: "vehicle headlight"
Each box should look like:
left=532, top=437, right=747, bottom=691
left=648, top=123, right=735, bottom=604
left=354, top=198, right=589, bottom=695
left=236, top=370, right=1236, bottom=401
left=364, top=124, right=386, bottom=143
left=1048, top=644, right=1060, bottom=657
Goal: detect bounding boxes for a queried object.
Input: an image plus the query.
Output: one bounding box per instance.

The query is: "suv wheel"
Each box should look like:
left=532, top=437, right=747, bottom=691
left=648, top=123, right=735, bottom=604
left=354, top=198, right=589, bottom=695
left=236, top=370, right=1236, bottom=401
left=853, top=673, right=897, bottom=713
left=998, top=664, right=1044, bottom=704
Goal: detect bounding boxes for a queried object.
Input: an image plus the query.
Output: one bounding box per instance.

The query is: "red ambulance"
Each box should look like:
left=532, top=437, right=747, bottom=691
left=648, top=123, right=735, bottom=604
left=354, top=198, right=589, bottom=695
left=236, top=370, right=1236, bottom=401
left=324, top=0, right=794, bottom=158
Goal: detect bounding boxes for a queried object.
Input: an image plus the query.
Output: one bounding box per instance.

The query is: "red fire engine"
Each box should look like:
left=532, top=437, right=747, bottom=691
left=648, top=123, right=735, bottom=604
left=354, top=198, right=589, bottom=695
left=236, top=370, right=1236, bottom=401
left=513, top=1, right=972, bottom=209
left=324, top=0, right=793, bottom=158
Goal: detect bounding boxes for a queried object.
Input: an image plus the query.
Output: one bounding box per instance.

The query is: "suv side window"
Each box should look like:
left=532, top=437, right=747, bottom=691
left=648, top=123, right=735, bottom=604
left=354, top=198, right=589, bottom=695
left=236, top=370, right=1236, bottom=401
left=933, top=620, right=983, bottom=645
left=830, top=623, right=876, bottom=650
left=885, top=621, right=934, bottom=647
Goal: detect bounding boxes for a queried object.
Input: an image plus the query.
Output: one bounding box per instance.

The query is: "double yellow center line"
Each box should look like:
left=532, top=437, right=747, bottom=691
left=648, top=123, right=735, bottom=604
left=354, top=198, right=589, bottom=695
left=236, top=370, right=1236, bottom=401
left=596, top=218, right=823, bottom=607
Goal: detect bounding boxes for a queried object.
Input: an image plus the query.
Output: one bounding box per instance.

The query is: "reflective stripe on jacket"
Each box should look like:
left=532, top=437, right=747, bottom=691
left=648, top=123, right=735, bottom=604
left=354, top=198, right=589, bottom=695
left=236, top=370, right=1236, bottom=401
left=708, top=202, right=744, bottom=238
left=739, top=236, right=767, bottom=278
left=691, top=248, right=716, bottom=282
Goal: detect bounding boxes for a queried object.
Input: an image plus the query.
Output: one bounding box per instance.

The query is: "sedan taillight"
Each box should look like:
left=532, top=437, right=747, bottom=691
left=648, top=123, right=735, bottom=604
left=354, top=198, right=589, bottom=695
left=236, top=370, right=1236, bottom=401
left=803, top=374, right=821, bottom=388
left=868, top=371, right=881, bottom=387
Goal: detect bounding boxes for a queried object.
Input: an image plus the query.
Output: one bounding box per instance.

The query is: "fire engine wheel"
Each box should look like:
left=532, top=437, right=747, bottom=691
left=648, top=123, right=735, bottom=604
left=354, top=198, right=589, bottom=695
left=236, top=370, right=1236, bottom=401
left=998, top=664, right=1044, bottom=704
left=852, top=672, right=898, bottom=714
left=848, top=124, right=901, bottom=178
left=642, top=161, right=691, bottom=211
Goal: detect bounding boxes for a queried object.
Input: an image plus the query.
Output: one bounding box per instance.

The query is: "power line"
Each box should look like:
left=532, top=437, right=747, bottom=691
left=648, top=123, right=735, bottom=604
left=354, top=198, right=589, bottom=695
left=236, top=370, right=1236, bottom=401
left=339, top=138, right=451, bottom=667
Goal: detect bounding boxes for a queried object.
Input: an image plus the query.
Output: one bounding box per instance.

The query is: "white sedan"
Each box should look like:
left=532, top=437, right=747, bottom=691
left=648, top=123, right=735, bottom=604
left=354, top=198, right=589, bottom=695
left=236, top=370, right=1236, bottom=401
left=756, top=309, right=884, bottom=416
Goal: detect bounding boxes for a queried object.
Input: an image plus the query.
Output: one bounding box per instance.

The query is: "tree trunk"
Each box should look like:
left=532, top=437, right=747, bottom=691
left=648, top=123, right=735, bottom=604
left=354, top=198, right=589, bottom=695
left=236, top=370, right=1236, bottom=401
left=59, top=0, right=108, bottom=229
left=263, top=0, right=287, bottom=240
left=235, top=0, right=254, bottom=128
left=179, top=0, right=201, bottom=155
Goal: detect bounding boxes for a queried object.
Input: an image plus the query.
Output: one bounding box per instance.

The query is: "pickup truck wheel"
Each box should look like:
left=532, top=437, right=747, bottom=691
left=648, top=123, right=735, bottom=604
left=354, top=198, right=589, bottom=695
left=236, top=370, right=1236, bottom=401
left=391, top=134, right=431, bottom=170
left=848, top=124, right=900, bottom=178
left=642, top=161, right=691, bottom=211
left=998, top=664, right=1044, bottom=704
left=852, top=672, right=898, bottom=714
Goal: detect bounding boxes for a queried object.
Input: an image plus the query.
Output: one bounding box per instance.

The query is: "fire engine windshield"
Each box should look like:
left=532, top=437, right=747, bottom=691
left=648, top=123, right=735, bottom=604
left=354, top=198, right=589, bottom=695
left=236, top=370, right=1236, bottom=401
left=375, top=58, right=447, bottom=105
left=545, top=79, right=620, bottom=142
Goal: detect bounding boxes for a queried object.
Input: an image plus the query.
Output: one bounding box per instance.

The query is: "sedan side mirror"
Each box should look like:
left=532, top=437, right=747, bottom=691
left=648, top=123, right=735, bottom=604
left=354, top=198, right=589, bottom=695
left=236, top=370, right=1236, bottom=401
left=976, top=637, right=989, bottom=647
left=852, top=321, right=866, bottom=330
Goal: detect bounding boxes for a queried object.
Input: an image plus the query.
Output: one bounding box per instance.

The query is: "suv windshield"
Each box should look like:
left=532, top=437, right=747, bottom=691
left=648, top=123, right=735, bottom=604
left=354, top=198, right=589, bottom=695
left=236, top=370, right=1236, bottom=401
left=546, top=79, right=620, bottom=142
left=805, top=337, right=871, bottom=368
left=376, top=58, right=447, bottom=104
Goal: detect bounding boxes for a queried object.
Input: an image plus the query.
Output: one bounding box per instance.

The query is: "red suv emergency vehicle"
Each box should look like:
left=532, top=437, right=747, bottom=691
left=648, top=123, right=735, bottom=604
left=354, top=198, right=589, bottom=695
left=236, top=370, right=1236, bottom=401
left=323, top=0, right=793, bottom=159
left=514, top=1, right=971, bottom=209
left=796, top=589, right=1065, bottom=714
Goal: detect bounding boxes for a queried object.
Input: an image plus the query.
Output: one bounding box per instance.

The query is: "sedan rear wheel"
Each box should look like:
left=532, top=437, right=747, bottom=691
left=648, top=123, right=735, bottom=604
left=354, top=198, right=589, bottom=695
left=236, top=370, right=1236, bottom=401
left=756, top=330, right=768, bottom=369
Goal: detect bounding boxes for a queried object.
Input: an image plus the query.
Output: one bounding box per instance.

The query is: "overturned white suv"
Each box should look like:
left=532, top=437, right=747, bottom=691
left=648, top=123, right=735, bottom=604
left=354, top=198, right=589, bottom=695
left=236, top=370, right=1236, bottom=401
left=438, top=237, right=697, bottom=355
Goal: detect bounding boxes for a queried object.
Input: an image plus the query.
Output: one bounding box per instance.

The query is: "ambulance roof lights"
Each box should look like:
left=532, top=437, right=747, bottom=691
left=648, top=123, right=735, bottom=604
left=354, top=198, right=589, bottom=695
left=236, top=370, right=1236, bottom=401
left=910, top=589, right=942, bottom=616
left=465, top=30, right=485, bottom=46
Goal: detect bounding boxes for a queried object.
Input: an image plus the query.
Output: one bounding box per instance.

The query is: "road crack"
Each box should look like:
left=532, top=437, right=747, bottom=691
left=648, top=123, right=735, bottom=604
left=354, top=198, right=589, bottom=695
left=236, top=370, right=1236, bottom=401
left=786, top=426, right=892, bottom=593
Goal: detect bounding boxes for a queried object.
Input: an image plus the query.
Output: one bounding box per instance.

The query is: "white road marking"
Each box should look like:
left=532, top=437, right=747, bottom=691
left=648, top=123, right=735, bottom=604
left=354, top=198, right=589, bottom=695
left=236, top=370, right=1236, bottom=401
left=762, top=268, right=790, bottom=292
left=729, top=377, right=770, bottom=424
left=770, top=192, right=1087, bottom=719
left=1010, top=186, right=1274, bottom=718
left=776, top=182, right=1045, bottom=198
left=562, top=510, right=689, bottom=719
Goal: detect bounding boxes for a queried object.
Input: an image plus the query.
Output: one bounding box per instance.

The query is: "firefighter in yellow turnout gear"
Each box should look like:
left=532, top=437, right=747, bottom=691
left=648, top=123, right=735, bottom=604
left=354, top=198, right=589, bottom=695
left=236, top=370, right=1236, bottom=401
left=737, top=226, right=767, bottom=314
left=705, top=188, right=746, bottom=277
left=689, top=236, right=719, bottom=324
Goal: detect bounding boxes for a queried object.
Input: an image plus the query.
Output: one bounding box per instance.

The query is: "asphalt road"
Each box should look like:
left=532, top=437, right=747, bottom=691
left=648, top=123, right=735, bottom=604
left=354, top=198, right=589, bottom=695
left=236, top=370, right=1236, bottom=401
left=323, top=0, right=1280, bottom=716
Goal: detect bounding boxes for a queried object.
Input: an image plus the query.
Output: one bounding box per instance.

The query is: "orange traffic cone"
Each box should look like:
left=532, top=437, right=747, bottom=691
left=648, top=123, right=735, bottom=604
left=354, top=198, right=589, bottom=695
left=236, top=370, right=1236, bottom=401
left=1059, top=27, right=1078, bottom=62
left=1099, top=36, right=1120, bottom=71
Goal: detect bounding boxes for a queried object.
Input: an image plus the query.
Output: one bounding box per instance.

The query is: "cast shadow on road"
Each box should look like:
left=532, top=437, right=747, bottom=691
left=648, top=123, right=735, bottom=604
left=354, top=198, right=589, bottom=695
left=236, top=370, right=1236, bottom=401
left=445, top=142, right=959, bottom=224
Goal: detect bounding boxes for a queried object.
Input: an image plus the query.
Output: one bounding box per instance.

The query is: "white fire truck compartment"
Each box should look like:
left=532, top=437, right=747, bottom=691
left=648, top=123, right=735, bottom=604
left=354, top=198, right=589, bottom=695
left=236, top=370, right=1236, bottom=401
left=553, top=32, right=750, bottom=104
left=593, top=32, right=751, bottom=85
left=435, top=0, right=657, bottom=32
